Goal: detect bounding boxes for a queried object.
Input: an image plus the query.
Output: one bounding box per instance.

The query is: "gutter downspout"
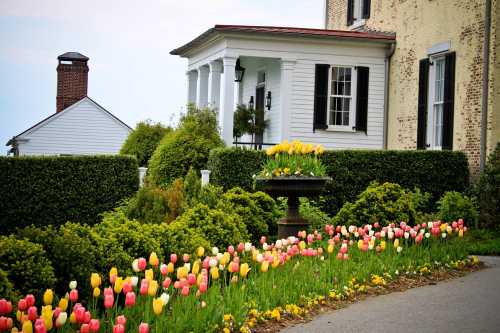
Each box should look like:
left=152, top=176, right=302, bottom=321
left=383, top=43, right=396, bottom=149
left=480, top=0, right=492, bottom=171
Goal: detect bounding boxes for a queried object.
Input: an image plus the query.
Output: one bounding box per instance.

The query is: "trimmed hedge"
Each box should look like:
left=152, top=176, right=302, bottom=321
left=207, top=149, right=469, bottom=214
left=208, top=147, right=266, bottom=191
left=0, top=155, right=139, bottom=233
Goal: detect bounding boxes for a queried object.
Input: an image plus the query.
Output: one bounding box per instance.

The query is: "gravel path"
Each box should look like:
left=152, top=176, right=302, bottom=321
left=282, top=256, right=500, bottom=333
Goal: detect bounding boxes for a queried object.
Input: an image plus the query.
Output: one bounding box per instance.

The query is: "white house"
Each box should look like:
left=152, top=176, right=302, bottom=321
left=171, top=25, right=395, bottom=149
left=6, top=52, right=131, bottom=156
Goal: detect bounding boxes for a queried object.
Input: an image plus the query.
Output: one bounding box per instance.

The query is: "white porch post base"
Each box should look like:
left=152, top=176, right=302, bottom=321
left=220, top=57, right=237, bottom=146
left=280, top=59, right=296, bottom=141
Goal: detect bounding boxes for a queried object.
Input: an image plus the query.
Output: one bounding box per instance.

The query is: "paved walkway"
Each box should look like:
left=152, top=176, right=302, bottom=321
left=282, top=256, right=500, bottom=333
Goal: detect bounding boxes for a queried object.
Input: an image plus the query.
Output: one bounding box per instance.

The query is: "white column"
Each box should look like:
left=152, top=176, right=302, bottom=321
left=279, top=59, right=296, bottom=141
left=208, top=61, right=222, bottom=110
left=196, top=66, right=209, bottom=108
left=186, top=70, right=197, bottom=105
left=220, top=56, right=237, bottom=146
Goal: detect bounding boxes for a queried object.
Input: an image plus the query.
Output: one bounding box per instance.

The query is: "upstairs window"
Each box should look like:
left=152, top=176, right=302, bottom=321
left=347, top=0, right=371, bottom=27
left=329, top=66, right=353, bottom=127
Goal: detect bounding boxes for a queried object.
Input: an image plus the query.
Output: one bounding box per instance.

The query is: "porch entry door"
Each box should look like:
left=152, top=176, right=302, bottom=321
left=255, top=86, right=265, bottom=148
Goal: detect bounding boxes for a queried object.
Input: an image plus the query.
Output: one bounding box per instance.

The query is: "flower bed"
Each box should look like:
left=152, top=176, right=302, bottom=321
left=0, top=220, right=472, bottom=333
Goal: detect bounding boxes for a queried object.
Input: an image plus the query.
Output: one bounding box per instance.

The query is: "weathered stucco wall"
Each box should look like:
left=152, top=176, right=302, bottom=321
left=327, top=0, right=499, bottom=174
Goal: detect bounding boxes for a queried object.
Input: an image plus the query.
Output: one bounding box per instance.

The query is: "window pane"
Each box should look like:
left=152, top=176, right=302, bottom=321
left=345, top=68, right=352, bottom=82
left=338, top=67, right=345, bottom=81
left=345, top=82, right=351, bottom=95
left=434, top=104, right=443, bottom=147
left=335, top=111, right=342, bottom=125
left=343, top=111, right=349, bottom=125
left=338, top=81, right=344, bottom=95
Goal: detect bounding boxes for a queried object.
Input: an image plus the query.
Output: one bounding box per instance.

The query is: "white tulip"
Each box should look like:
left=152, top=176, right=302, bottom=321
left=244, top=242, right=252, bottom=252
left=397, top=246, right=403, bottom=253
left=209, top=258, right=218, bottom=268
left=69, top=281, right=77, bottom=290
left=132, top=259, right=140, bottom=273
left=160, top=292, right=170, bottom=305
left=425, top=232, right=430, bottom=238
left=131, top=276, right=139, bottom=287
left=404, top=232, right=410, bottom=239
left=388, top=231, right=394, bottom=239
left=212, top=247, right=219, bottom=255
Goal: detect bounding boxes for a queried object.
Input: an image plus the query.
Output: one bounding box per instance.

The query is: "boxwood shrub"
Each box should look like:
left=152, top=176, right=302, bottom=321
left=0, top=155, right=139, bottom=233
left=207, top=148, right=469, bottom=215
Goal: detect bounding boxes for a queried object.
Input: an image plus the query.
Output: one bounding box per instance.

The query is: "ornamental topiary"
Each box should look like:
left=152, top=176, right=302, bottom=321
left=148, top=106, right=224, bottom=186
left=437, top=191, right=479, bottom=227
left=170, top=203, right=249, bottom=249
left=332, top=182, right=430, bottom=226
left=0, top=235, right=57, bottom=296
left=120, top=120, right=172, bottom=167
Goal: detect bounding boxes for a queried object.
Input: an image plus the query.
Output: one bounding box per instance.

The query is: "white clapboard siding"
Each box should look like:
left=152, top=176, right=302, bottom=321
left=17, top=97, right=131, bottom=155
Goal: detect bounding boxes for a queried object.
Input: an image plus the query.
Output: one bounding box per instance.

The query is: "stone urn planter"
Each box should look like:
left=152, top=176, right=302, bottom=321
left=256, top=176, right=331, bottom=239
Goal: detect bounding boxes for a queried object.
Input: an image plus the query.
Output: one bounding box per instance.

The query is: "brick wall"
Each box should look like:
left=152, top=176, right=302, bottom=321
left=326, top=0, right=499, bottom=176
left=56, top=61, right=89, bottom=112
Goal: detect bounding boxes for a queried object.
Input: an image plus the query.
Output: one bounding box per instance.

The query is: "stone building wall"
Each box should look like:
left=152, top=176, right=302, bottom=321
left=326, top=0, right=499, bottom=175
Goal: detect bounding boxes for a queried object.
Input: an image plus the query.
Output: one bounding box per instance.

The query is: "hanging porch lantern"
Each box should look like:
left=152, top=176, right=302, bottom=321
left=234, top=59, right=245, bottom=82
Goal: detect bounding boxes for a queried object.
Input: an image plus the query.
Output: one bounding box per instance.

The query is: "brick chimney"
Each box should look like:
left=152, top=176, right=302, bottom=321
left=56, top=52, right=89, bottom=112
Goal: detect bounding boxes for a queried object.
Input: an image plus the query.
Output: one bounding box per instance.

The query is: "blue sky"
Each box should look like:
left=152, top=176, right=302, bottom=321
left=0, top=0, right=324, bottom=154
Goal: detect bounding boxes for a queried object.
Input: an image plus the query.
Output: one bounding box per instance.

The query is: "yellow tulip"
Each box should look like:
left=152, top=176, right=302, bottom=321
left=298, top=241, right=306, bottom=250
left=149, top=252, right=159, bottom=267
left=69, top=312, right=76, bottom=324
left=192, top=260, right=200, bottom=275
left=167, top=262, right=174, bottom=274
left=152, top=298, right=163, bottom=315
left=327, top=244, right=334, bottom=254
left=459, top=229, right=464, bottom=237
left=240, top=263, right=250, bottom=278
left=357, top=240, right=363, bottom=250
left=145, top=269, right=154, bottom=281
left=210, top=267, right=219, bottom=280
left=22, top=320, right=32, bottom=333
left=58, top=298, right=68, bottom=312
left=148, top=280, right=159, bottom=296
left=114, top=277, right=124, bottom=294
left=109, top=267, right=118, bottom=280
left=93, top=287, right=101, bottom=298
left=177, top=266, right=188, bottom=280
left=380, top=241, right=386, bottom=251
left=197, top=247, right=205, bottom=257
left=261, top=261, right=269, bottom=273
left=394, top=239, right=400, bottom=248
left=272, top=258, right=279, bottom=269
left=90, top=273, right=101, bottom=289
left=220, top=252, right=230, bottom=266
left=43, top=289, right=53, bottom=305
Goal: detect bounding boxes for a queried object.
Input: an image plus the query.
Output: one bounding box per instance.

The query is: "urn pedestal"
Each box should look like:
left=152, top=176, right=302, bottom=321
left=255, top=177, right=330, bottom=239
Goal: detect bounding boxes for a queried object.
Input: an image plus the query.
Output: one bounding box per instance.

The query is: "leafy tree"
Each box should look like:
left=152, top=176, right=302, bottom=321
left=473, top=143, right=500, bottom=228
left=120, top=120, right=172, bottom=167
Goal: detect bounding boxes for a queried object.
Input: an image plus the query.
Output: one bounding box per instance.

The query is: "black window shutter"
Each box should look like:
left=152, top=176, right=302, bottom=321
left=362, top=0, right=371, bottom=19
left=355, top=66, right=369, bottom=133
left=442, top=52, right=456, bottom=150
left=347, top=0, right=354, bottom=26
left=417, top=58, right=430, bottom=149
left=313, top=64, right=330, bottom=132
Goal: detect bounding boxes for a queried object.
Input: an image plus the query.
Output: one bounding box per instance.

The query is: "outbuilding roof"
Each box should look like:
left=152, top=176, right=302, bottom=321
left=170, top=24, right=396, bottom=56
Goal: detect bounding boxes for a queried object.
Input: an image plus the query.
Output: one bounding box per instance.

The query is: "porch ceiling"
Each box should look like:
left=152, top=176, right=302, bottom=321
left=170, top=24, right=396, bottom=57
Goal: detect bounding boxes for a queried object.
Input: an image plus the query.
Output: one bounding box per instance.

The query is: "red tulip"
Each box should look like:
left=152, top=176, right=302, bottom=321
left=89, top=319, right=100, bottom=333
left=125, top=292, right=136, bottom=307
left=80, top=324, right=90, bottom=333
left=116, top=315, right=127, bottom=327
left=140, top=279, right=149, bottom=296
left=53, top=307, right=61, bottom=320
left=199, top=282, right=208, bottom=293
left=181, top=286, right=190, bottom=296
left=138, top=258, right=147, bottom=271
left=34, top=318, right=47, bottom=333
left=27, top=306, right=37, bottom=321
left=0, top=300, right=12, bottom=315
left=122, top=281, right=133, bottom=294
left=237, top=243, right=244, bottom=253
left=0, top=317, right=13, bottom=331
left=139, top=322, right=149, bottom=333
left=162, top=277, right=171, bottom=289
left=113, top=324, right=125, bottom=333
left=17, top=299, right=28, bottom=312
left=69, top=289, right=79, bottom=303
left=183, top=254, right=190, bottom=263
left=170, top=254, right=178, bottom=264
left=104, top=294, right=114, bottom=309
left=75, top=306, right=86, bottom=323
left=25, top=294, right=35, bottom=307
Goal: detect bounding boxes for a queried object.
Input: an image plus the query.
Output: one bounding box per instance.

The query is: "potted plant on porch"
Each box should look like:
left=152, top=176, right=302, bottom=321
left=255, top=140, right=330, bottom=238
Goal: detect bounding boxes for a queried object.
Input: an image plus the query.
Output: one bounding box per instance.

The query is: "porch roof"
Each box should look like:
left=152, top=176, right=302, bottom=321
left=170, top=24, right=396, bottom=57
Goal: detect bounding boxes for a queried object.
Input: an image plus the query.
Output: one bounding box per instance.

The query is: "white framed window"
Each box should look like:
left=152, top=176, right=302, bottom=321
left=426, top=56, right=445, bottom=149
left=327, top=66, right=357, bottom=131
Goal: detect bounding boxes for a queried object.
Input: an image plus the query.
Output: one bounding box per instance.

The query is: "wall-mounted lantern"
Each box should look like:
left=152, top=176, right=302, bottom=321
left=265, top=91, right=272, bottom=110
left=234, top=59, right=245, bottom=82
left=248, top=96, right=254, bottom=110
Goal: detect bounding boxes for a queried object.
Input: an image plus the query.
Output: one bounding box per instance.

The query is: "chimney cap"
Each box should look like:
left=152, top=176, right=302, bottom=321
left=58, top=52, right=89, bottom=62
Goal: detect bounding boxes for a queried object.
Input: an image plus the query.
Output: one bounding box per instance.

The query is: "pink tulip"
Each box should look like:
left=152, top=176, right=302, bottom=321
left=230, top=262, right=239, bottom=273
left=113, top=324, right=125, bottom=333
left=125, top=292, right=136, bottom=307
left=336, top=252, right=343, bottom=260
left=260, top=236, right=267, bottom=244
left=116, top=315, right=127, bottom=327
left=27, top=306, right=37, bottom=321
left=228, top=245, right=235, bottom=255
left=163, top=277, right=172, bottom=289
left=104, top=287, right=113, bottom=296
left=69, top=289, right=79, bottom=303
left=199, top=282, right=208, bottom=293
left=181, top=286, right=190, bottom=296
left=170, top=254, right=178, bottom=264
left=89, top=319, right=100, bottom=333
left=122, top=281, right=133, bottom=294
left=237, top=243, right=244, bottom=253
left=139, top=323, right=149, bottom=333
left=53, top=307, right=61, bottom=319
left=137, top=257, right=147, bottom=271
left=34, top=318, right=46, bottom=333
left=187, top=274, right=196, bottom=285
left=183, top=254, right=190, bottom=263
left=104, top=294, right=114, bottom=309
left=80, top=324, right=90, bottom=333
left=17, top=299, right=27, bottom=312
left=160, top=264, right=168, bottom=276
left=75, top=305, right=86, bottom=323
left=140, top=279, right=149, bottom=296
left=202, top=257, right=210, bottom=270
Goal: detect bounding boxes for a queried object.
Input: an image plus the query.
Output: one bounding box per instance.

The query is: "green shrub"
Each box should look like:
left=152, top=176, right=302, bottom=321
left=148, top=107, right=224, bottom=186
left=0, top=268, right=15, bottom=300
left=299, top=199, right=332, bottom=232
left=0, top=155, right=139, bottom=234
left=207, top=147, right=265, bottom=191
left=120, top=120, right=172, bottom=167
left=171, top=204, right=249, bottom=249
left=163, top=222, right=211, bottom=256
left=124, top=179, right=184, bottom=224
left=0, top=235, right=56, bottom=296
left=183, top=168, right=202, bottom=207
left=473, top=143, right=500, bottom=228
left=332, top=182, right=430, bottom=226
left=217, top=188, right=274, bottom=243
left=437, top=191, right=479, bottom=226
